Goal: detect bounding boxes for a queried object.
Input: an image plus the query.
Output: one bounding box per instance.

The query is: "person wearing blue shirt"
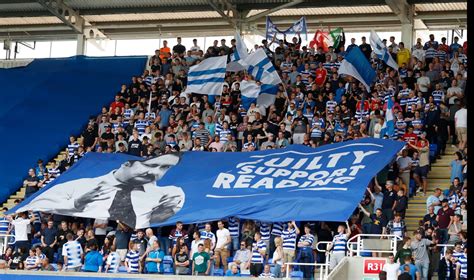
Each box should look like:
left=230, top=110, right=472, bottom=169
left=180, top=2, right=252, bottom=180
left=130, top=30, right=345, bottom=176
left=145, top=240, right=165, bottom=274
left=83, top=241, right=103, bottom=272
left=399, top=256, right=420, bottom=280
left=335, top=81, right=346, bottom=103
left=225, top=263, right=241, bottom=277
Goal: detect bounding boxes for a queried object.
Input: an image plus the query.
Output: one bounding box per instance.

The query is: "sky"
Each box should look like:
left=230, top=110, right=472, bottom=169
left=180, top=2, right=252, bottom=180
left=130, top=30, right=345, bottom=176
left=0, top=29, right=467, bottom=59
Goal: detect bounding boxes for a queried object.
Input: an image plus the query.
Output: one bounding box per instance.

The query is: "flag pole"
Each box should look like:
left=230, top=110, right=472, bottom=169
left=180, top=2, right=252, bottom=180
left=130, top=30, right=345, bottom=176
left=147, top=91, right=152, bottom=121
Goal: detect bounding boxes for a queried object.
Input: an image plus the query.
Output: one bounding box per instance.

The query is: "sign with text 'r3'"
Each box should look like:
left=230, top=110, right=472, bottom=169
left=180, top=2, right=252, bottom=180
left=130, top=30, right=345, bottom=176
left=363, top=259, right=386, bottom=274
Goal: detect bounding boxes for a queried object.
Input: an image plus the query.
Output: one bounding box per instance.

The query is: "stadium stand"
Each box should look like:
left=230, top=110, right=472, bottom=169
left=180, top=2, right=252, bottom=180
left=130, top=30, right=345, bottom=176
left=0, top=10, right=468, bottom=280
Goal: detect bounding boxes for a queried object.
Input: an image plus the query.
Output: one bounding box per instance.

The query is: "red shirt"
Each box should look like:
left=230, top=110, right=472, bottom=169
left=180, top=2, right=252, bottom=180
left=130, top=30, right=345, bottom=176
left=402, top=133, right=417, bottom=145
left=110, top=101, right=124, bottom=112
left=356, top=100, right=370, bottom=111
left=463, top=41, right=467, bottom=55
left=315, top=68, right=327, bottom=86
left=437, top=207, right=454, bottom=229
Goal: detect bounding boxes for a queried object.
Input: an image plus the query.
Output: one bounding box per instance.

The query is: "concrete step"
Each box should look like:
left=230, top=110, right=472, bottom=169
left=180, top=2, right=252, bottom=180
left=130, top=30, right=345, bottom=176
left=429, top=166, right=451, bottom=176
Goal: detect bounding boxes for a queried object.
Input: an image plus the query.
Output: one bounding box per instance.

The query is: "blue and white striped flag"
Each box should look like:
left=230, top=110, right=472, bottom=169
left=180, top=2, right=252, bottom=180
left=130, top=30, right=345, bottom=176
left=184, top=56, right=227, bottom=96
left=370, top=30, right=399, bottom=70
left=240, top=80, right=261, bottom=110
left=243, top=48, right=283, bottom=108
left=380, top=97, right=395, bottom=138
left=227, top=32, right=249, bottom=72
left=338, top=46, right=375, bottom=92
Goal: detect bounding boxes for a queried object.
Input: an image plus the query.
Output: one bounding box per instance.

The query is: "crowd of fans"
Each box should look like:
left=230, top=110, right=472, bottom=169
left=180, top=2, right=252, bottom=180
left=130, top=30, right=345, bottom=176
left=0, top=32, right=468, bottom=280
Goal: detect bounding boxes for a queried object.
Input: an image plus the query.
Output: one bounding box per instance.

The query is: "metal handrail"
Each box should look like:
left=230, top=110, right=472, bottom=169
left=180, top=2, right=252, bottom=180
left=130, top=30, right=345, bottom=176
left=0, top=233, right=14, bottom=255
left=346, top=234, right=403, bottom=256
left=284, top=261, right=330, bottom=280
left=315, top=241, right=333, bottom=253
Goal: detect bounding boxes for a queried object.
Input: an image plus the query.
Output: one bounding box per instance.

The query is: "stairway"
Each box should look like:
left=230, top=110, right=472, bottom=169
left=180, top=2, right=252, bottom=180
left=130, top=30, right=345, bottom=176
left=405, top=145, right=458, bottom=234
left=0, top=137, right=83, bottom=214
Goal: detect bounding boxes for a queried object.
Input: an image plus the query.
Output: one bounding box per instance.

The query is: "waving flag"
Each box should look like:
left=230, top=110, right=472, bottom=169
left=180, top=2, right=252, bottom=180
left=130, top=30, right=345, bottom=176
left=240, top=80, right=261, bottom=109
left=10, top=138, right=405, bottom=228
left=370, top=30, right=399, bottom=70
left=309, top=27, right=343, bottom=52
left=266, top=17, right=281, bottom=41
left=266, top=16, right=307, bottom=41
left=284, top=17, right=308, bottom=40
left=338, top=47, right=376, bottom=92
left=243, top=48, right=283, bottom=107
left=227, top=32, right=249, bottom=72
left=184, top=56, right=227, bottom=95
left=380, top=97, right=395, bottom=138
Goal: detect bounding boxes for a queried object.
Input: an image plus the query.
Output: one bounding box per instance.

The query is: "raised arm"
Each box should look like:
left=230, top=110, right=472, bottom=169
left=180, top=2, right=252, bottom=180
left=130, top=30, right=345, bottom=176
left=358, top=203, right=370, bottom=217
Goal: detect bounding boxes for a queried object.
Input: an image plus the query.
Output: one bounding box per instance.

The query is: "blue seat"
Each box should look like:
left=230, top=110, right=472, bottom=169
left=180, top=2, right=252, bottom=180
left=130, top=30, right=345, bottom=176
left=213, top=268, right=224, bottom=276
left=290, top=270, right=304, bottom=279
left=162, top=255, right=174, bottom=274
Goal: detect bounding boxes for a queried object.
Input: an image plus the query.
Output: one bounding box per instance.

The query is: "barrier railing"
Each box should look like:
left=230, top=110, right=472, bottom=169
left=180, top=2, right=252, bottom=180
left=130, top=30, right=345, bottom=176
left=284, top=261, right=330, bottom=280
left=0, top=234, right=14, bottom=255
left=346, top=234, right=403, bottom=257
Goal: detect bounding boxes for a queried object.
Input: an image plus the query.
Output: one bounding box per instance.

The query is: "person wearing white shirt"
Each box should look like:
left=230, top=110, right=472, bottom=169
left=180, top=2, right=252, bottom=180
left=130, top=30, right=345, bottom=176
left=62, top=233, right=83, bottom=272
left=8, top=212, right=35, bottom=251
left=214, top=220, right=231, bottom=271
left=454, top=102, right=467, bottom=150
left=382, top=254, right=400, bottom=280
left=93, top=219, right=108, bottom=248
left=416, top=70, right=431, bottom=96
left=14, top=154, right=185, bottom=229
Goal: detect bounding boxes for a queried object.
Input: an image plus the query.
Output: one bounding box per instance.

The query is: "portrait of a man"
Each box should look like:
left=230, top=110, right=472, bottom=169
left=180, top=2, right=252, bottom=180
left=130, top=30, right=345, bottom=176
left=15, top=153, right=184, bottom=229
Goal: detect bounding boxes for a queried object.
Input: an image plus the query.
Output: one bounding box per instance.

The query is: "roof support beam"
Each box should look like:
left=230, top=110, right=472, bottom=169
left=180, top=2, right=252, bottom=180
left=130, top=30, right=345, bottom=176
left=385, top=0, right=414, bottom=24
left=245, top=0, right=304, bottom=22
left=208, top=0, right=238, bottom=27
left=36, top=0, right=106, bottom=39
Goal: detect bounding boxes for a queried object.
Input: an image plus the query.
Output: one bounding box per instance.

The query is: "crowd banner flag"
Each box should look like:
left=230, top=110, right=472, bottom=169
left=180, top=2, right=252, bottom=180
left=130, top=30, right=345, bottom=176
left=284, top=16, right=308, bottom=40
left=227, top=32, right=249, bottom=72
left=266, top=16, right=308, bottom=41
left=184, top=56, right=227, bottom=95
left=243, top=48, right=282, bottom=108
left=309, top=27, right=344, bottom=52
left=240, top=79, right=261, bottom=109
left=380, top=97, right=395, bottom=138
left=9, top=138, right=405, bottom=229
left=338, top=47, right=376, bottom=92
left=369, top=30, right=399, bottom=70
left=265, top=17, right=282, bottom=41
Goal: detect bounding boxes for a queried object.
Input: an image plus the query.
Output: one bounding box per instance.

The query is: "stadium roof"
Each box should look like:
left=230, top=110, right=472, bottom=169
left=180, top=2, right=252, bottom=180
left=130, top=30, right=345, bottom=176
left=0, top=0, right=467, bottom=40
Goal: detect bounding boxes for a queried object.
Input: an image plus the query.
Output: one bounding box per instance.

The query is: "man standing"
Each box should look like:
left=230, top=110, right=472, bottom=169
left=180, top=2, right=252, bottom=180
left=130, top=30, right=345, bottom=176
left=374, top=179, right=397, bottom=221
left=437, top=199, right=454, bottom=244
left=62, top=233, right=83, bottom=272
left=40, top=220, right=57, bottom=262
left=248, top=232, right=266, bottom=277
left=382, top=254, right=400, bottom=280
left=93, top=219, right=107, bottom=248
left=454, top=101, right=467, bottom=150
left=281, top=221, right=300, bottom=267
left=214, top=220, right=231, bottom=271
left=327, top=222, right=351, bottom=270
left=200, top=223, right=216, bottom=251
left=8, top=212, right=35, bottom=251
left=359, top=36, right=373, bottom=59
left=411, top=230, right=436, bottom=280
left=169, top=221, right=187, bottom=252
left=192, top=243, right=210, bottom=276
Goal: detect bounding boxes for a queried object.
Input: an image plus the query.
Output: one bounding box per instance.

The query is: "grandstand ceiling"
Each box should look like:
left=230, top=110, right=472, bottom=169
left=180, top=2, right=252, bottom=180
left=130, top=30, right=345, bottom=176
left=0, top=0, right=467, bottom=40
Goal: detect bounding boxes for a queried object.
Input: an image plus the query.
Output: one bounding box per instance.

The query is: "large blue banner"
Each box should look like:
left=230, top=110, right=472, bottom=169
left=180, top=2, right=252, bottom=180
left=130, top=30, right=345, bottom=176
left=10, top=138, right=404, bottom=229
